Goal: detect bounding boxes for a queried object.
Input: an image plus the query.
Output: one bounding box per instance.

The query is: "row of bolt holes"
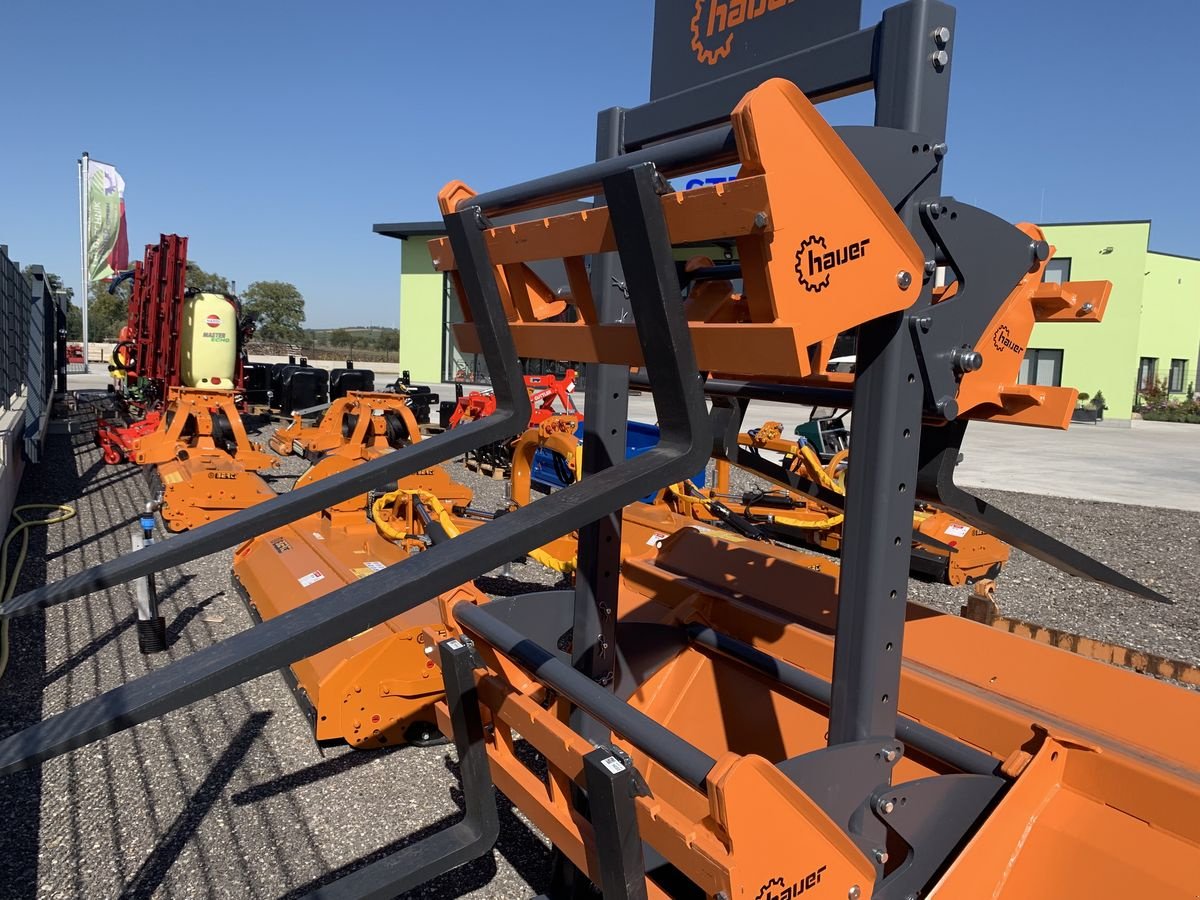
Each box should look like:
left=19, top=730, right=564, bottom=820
left=879, top=374, right=921, bottom=705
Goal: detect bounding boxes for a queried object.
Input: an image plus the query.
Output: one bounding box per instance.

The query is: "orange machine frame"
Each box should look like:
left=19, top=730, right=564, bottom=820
left=269, top=391, right=424, bottom=459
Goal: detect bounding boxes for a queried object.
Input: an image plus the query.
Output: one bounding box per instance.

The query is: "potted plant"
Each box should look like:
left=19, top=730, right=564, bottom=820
left=1091, top=390, right=1106, bottom=421
left=1072, top=391, right=1098, bottom=423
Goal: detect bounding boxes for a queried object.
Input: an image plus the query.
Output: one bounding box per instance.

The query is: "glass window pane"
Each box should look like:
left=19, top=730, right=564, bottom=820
left=1043, top=258, right=1071, bottom=284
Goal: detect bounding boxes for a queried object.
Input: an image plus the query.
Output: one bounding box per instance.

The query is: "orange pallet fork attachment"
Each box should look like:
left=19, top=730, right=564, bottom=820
left=431, top=78, right=923, bottom=379
left=269, top=391, right=423, bottom=459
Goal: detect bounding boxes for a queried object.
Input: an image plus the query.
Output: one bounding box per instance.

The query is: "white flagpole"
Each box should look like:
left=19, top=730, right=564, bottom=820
left=78, top=151, right=90, bottom=374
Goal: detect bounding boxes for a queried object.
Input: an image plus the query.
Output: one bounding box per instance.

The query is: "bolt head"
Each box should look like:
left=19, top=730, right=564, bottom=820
left=1032, top=240, right=1051, bottom=262
left=931, top=49, right=949, bottom=69
left=875, top=849, right=890, bottom=865
left=897, top=270, right=913, bottom=290
left=932, top=25, right=951, bottom=46
left=880, top=798, right=896, bottom=815
left=1081, top=302, right=1094, bottom=314
left=882, top=746, right=899, bottom=763
left=753, top=211, right=769, bottom=229
left=848, top=887, right=861, bottom=900
left=953, top=348, right=984, bottom=374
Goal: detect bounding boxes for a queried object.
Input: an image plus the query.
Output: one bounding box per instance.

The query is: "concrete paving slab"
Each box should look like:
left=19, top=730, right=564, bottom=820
left=957, top=419, right=1200, bottom=512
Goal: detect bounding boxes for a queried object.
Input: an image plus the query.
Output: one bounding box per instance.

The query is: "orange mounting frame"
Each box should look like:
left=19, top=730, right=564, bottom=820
left=134, top=387, right=276, bottom=471
left=953, top=223, right=1111, bottom=428
left=429, top=78, right=924, bottom=380
left=269, top=391, right=422, bottom=459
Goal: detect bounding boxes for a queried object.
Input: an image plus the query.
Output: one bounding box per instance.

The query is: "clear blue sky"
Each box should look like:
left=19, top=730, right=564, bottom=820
left=2, top=1, right=1198, bottom=328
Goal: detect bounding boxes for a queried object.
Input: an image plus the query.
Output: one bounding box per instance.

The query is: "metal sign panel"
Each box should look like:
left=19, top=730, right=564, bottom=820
left=650, top=0, right=862, bottom=100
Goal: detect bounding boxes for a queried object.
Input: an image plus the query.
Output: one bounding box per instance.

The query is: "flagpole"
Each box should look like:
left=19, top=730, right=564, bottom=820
left=78, top=151, right=89, bottom=374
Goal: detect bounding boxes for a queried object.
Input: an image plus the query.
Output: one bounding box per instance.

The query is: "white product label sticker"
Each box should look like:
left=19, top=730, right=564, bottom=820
left=943, top=524, right=970, bottom=538
left=364, top=561, right=386, bottom=573
left=299, top=570, right=325, bottom=587
left=446, top=639, right=464, bottom=650
left=646, top=532, right=669, bottom=546
left=600, top=755, right=626, bottom=774
left=311, top=532, right=325, bottom=541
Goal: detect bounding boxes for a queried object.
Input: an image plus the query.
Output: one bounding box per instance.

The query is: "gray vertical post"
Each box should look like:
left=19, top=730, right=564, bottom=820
left=827, top=0, right=954, bottom=746
left=552, top=106, right=632, bottom=898
left=133, top=506, right=167, bottom=653
left=569, top=107, right=630, bottom=738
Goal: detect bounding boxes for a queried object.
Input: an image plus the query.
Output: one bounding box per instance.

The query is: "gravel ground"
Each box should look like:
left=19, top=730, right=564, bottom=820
left=0, top=405, right=1195, bottom=899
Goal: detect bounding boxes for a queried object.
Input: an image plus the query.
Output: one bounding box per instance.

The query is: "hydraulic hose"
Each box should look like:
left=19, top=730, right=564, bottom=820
left=0, top=505, right=77, bottom=682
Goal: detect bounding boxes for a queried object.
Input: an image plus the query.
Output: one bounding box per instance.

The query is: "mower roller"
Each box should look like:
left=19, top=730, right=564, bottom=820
left=2, top=4, right=1196, bottom=899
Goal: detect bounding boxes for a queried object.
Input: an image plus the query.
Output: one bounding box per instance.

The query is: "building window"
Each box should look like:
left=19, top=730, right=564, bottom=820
left=1138, top=357, right=1158, bottom=391
left=1018, top=348, right=1063, bottom=386
left=1042, top=257, right=1071, bottom=284
left=1169, top=358, right=1188, bottom=393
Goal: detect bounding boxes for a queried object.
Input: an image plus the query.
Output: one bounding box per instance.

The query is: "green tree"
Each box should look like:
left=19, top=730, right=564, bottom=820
left=330, top=328, right=352, bottom=347
left=376, top=327, right=399, bottom=352
left=186, top=262, right=232, bottom=294
left=243, top=280, right=305, bottom=343
left=87, top=279, right=132, bottom=341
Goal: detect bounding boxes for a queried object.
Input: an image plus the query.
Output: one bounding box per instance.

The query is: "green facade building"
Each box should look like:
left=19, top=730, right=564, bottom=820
left=375, top=218, right=1200, bottom=422
left=1032, top=222, right=1200, bottom=422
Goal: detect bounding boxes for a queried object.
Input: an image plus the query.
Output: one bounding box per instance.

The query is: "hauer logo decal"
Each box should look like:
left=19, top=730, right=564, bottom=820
left=992, top=324, right=1024, bottom=354
left=794, top=234, right=871, bottom=294
left=756, top=866, right=828, bottom=899
left=205, top=313, right=222, bottom=328
left=690, top=0, right=796, bottom=65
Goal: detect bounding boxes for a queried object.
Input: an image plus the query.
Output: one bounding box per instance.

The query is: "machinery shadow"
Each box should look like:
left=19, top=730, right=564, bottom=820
left=281, top=754, right=553, bottom=899
left=117, top=711, right=272, bottom=899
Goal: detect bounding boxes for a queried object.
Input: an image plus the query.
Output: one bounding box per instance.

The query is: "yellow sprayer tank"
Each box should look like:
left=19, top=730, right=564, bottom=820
left=181, top=293, right=238, bottom=389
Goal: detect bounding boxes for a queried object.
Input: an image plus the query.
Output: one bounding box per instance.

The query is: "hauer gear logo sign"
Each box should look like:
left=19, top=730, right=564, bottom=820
left=992, top=324, right=1024, bottom=354
left=690, top=0, right=797, bottom=65
left=794, top=234, right=871, bottom=294
left=206, top=313, right=222, bottom=328
left=755, top=865, right=829, bottom=899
